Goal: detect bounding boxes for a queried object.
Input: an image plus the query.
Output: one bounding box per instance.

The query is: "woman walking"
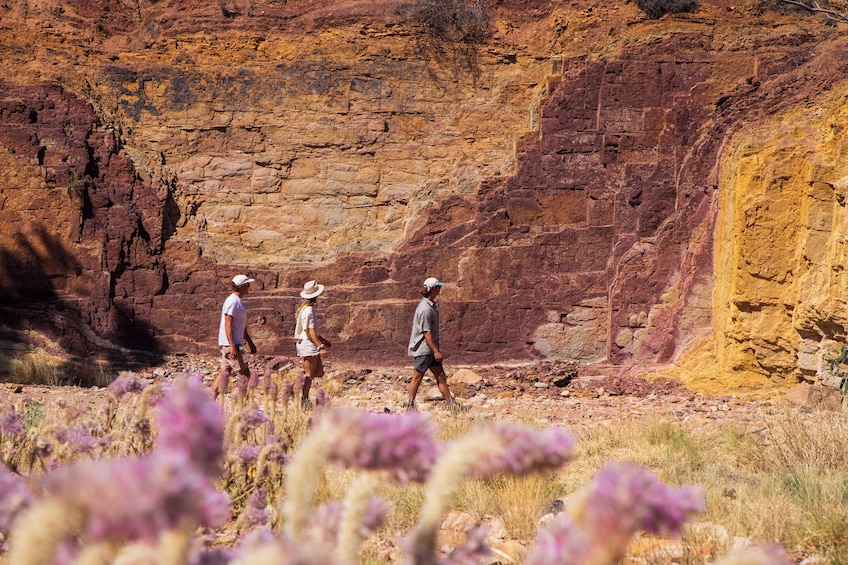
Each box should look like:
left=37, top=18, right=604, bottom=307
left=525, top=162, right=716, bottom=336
left=294, top=280, right=331, bottom=408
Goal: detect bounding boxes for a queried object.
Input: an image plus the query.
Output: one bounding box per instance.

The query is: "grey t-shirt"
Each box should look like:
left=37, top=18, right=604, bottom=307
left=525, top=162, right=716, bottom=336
left=408, top=297, right=439, bottom=357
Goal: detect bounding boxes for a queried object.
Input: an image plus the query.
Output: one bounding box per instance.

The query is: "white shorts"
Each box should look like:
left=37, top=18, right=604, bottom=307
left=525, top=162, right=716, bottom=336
left=296, top=339, right=321, bottom=358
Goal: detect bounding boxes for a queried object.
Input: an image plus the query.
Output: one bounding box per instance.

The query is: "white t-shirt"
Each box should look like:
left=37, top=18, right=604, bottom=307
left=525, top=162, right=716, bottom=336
left=295, top=305, right=318, bottom=341
left=218, top=293, right=247, bottom=347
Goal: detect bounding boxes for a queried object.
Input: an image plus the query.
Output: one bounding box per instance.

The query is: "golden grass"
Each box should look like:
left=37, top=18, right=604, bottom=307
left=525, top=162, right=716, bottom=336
left=321, top=375, right=346, bottom=398
left=4, top=351, right=63, bottom=385
left=5, top=376, right=846, bottom=564
left=345, top=405, right=848, bottom=564
left=0, top=351, right=113, bottom=388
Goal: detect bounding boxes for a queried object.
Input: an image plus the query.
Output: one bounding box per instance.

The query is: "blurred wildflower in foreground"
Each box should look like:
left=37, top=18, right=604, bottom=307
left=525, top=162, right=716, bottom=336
left=38, top=450, right=230, bottom=542
left=6, top=375, right=229, bottom=564
left=158, top=374, right=225, bottom=477
left=282, top=407, right=439, bottom=538
left=0, top=373, right=799, bottom=565
left=0, top=405, right=25, bottom=437
left=107, top=373, right=151, bottom=399
left=405, top=422, right=576, bottom=565
left=0, top=465, right=32, bottom=549
left=526, top=462, right=706, bottom=565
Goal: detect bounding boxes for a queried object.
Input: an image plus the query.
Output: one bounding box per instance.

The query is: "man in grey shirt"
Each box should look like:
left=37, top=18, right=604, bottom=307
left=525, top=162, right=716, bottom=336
left=406, top=277, right=462, bottom=412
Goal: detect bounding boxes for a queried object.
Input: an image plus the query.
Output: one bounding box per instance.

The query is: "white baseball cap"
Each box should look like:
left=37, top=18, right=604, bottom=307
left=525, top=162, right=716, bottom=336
left=232, top=274, right=255, bottom=287
left=423, top=277, right=444, bottom=290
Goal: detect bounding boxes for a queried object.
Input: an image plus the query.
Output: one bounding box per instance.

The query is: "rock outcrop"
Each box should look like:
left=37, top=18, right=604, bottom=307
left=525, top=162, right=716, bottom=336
left=2, top=0, right=848, bottom=392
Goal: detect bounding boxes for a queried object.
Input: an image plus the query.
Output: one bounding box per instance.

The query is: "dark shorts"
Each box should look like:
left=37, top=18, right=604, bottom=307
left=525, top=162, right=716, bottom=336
left=414, top=353, right=443, bottom=373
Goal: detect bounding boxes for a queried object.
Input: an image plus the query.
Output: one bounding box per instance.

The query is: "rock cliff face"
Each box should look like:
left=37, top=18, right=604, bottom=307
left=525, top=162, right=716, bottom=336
left=2, top=0, right=848, bottom=391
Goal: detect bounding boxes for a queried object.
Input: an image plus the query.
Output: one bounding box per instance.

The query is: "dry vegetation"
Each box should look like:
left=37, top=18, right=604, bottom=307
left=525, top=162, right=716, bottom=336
left=1, top=362, right=846, bottom=563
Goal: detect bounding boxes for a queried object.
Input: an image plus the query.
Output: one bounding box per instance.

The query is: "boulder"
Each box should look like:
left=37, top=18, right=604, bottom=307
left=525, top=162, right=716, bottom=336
left=451, top=368, right=483, bottom=386
left=784, top=384, right=843, bottom=412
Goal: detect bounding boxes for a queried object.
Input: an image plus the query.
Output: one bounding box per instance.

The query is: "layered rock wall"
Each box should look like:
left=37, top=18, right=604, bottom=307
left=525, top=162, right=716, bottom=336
left=3, top=0, right=848, bottom=390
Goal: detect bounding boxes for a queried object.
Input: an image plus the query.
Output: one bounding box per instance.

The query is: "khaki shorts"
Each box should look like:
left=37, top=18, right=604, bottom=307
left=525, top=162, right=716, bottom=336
left=220, top=345, right=249, bottom=375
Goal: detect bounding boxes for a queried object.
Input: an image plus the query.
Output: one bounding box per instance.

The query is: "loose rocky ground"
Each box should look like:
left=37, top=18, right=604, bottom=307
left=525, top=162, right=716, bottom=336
left=2, top=353, right=800, bottom=439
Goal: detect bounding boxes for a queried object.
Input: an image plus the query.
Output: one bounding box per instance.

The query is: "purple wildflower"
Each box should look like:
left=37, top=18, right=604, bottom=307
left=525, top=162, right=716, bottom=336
left=40, top=450, right=230, bottom=542
left=294, top=373, right=306, bottom=395
left=469, top=423, right=575, bottom=477
left=240, top=488, right=271, bottom=529
left=134, top=418, right=152, bottom=439
left=0, top=406, right=24, bottom=436
left=269, top=381, right=279, bottom=402
left=240, top=409, right=270, bottom=430
left=248, top=370, right=260, bottom=390
left=236, top=445, right=263, bottom=466
left=156, top=375, right=224, bottom=477
left=524, top=514, right=593, bottom=565
left=238, top=525, right=277, bottom=550
left=107, top=373, right=150, bottom=398
left=236, top=373, right=249, bottom=397
left=254, top=441, right=290, bottom=481
left=281, top=379, right=293, bottom=403
left=361, top=496, right=390, bottom=533
left=219, top=369, right=231, bottom=396
left=308, top=501, right=344, bottom=543
left=191, top=548, right=236, bottom=565
left=63, top=404, right=89, bottom=423
left=526, top=462, right=704, bottom=565
left=581, top=462, right=705, bottom=539
left=322, top=408, right=438, bottom=483
left=314, top=388, right=331, bottom=408
left=0, top=465, right=33, bottom=536
left=55, top=425, right=101, bottom=455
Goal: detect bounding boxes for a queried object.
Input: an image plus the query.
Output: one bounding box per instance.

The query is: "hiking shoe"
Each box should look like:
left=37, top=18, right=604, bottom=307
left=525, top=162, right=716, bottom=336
left=405, top=400, right=417, bottom=413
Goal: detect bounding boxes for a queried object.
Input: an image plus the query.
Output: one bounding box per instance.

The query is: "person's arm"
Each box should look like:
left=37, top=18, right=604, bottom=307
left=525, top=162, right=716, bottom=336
left=307, top=327, right=331, bottom=351
left=244, top=328, right=257, bottom=354
left=423, top=331, right=441, bottom=361
left=225, top=315, right=238, bottom=358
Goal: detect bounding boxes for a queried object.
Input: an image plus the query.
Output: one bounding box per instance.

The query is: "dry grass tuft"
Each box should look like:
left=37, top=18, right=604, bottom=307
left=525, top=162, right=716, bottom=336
left=322, top=376, right=345, bottom=398
left=4, top=351, right=64, bottom=385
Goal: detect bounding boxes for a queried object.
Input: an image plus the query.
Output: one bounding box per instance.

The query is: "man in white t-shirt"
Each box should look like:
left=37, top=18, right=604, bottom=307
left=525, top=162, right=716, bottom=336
left=212, top=274, right=257, bottom=400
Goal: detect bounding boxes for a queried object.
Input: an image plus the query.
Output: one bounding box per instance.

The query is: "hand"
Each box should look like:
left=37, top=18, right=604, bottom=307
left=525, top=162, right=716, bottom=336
left=434, top=350, right=444, bottom=362
left=229, top=345, right=239, bottom=358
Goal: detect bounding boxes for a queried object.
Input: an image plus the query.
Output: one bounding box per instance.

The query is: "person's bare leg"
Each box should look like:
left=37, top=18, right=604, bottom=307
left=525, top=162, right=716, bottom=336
left=432, top=367, right=452, bottom=402
left=302, top=355, right=322, bottom=405
left=212, top=363, right=229, bottom=400
left=302, top=376, right=312, bottom=401
left=407, top=369, right=425, bottom=407
left=212, top=370, right=223, bottom=400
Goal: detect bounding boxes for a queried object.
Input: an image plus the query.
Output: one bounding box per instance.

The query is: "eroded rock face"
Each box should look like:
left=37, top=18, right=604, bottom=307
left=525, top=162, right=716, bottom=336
left=0, top=83, right=167, bottom=356
left=2, top=0, right=848, bottom=390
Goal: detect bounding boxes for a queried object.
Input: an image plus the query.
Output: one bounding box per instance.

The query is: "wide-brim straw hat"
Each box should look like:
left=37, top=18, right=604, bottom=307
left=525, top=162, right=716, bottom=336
left=300, top=280, right=325, bottom=299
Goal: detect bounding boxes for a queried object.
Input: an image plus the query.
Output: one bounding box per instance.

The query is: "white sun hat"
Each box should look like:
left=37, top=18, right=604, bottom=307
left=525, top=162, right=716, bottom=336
left=300, top=280, right=325, bottom=299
